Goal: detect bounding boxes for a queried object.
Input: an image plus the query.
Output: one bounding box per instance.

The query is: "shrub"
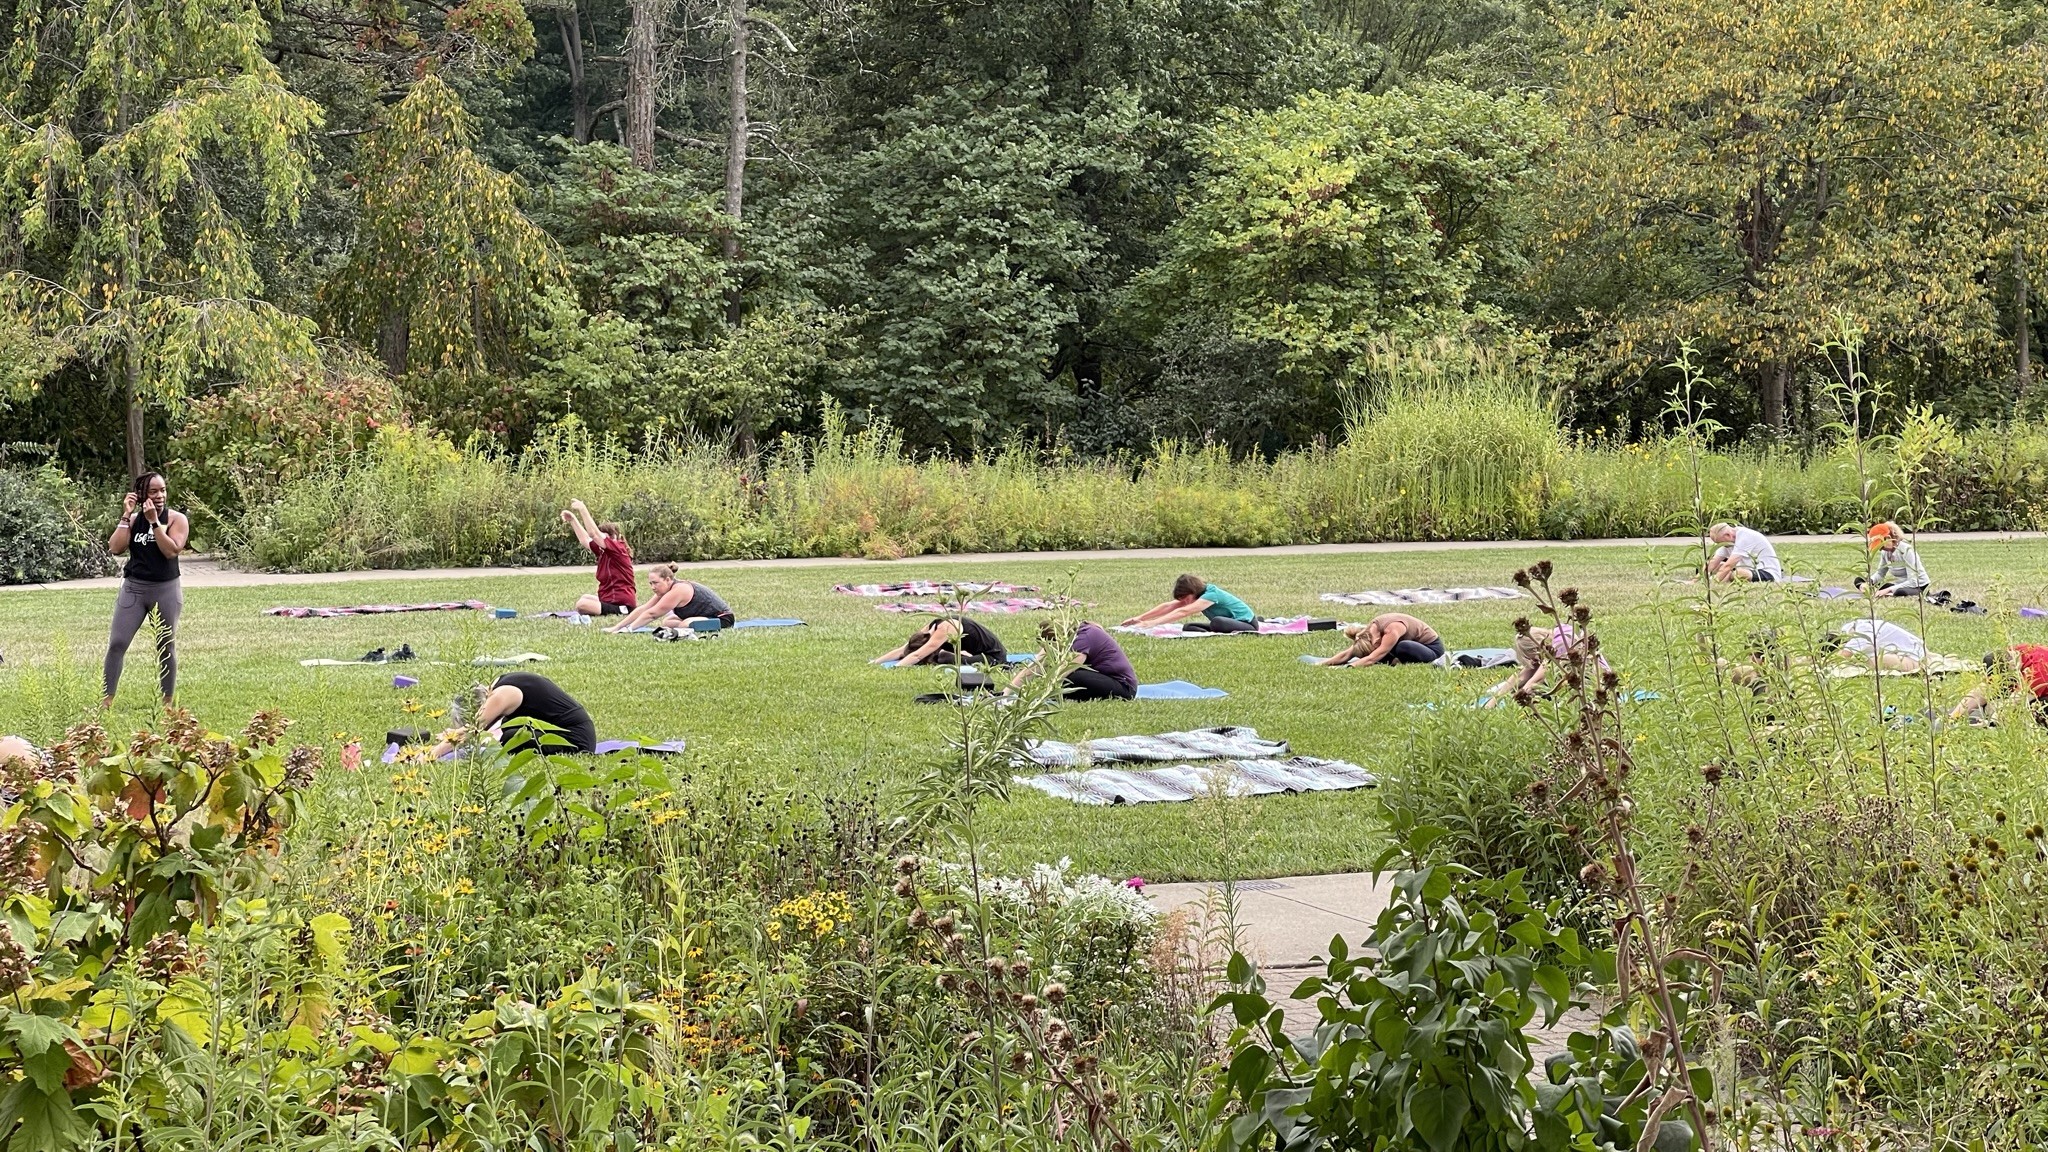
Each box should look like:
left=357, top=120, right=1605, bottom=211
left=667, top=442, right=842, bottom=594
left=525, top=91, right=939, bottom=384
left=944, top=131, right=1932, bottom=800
left=0, top=459, right=115, bottom=584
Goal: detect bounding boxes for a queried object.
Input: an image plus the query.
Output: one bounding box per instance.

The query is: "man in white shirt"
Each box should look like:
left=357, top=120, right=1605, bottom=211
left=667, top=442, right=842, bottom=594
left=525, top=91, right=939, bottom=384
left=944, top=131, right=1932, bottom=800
left=1707, top=522, right=1784, bottom=582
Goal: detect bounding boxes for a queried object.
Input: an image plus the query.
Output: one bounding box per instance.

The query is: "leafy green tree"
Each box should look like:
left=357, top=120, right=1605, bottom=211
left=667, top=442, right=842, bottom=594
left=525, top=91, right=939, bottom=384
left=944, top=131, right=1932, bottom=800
left=1539, top=0, right=2048, bottom=433
left=1125, top=83, right=1556, bottom=448
left=323, top=73, right=560, bottom=387
left=0, top=0, right=324, bottom=474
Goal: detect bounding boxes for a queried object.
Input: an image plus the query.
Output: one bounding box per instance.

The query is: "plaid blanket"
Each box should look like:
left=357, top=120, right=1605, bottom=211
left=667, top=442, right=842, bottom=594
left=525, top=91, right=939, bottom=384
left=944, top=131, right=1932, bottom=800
left=1320, top=587, right=1526, bottom=607
left=268, top=600, right=490, bottom=619
left=1114, top=616, right=1313, bottom=639
left=835, top=580, right=1036, bottom=597
left=1015, top=756, right=1376, bottom=805
left=1023, top=726, right=1289, bottom=768
left=879, top=598, right=1067, bottom=614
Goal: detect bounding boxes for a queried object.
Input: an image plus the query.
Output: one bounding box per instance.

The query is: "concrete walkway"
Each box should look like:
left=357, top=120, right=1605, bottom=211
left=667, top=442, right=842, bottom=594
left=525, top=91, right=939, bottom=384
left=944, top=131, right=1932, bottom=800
left=1145, top=872, right=1599, bottom=1047
left=5, top=530, right=2041, bottom=593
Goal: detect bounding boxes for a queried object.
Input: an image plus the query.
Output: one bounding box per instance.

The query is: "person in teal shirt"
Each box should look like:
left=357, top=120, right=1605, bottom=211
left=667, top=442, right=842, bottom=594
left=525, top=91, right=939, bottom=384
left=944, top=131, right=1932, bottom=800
left=1121, top=574, right=1259, bottom=633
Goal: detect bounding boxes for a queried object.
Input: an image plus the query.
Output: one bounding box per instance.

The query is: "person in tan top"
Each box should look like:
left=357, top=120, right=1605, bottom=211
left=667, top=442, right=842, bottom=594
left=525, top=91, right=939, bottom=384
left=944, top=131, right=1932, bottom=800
left=1316, top=612, right=1445, bottom=667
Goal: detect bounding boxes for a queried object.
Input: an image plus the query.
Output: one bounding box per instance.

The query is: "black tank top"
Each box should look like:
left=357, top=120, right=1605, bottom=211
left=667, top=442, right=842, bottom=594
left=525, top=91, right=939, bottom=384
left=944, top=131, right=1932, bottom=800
left=124, top=510, right=181, bottom=583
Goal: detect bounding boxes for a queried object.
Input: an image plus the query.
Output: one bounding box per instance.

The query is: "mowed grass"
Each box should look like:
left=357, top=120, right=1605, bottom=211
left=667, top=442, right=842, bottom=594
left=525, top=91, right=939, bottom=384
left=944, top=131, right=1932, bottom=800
left=5, top=539, right=2048, bottom=881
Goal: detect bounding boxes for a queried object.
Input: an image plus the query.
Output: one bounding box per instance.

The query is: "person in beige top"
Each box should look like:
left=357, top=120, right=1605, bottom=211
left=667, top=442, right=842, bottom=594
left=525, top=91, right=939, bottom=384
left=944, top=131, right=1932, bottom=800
left=1316, top=612, right=1445, bottom=667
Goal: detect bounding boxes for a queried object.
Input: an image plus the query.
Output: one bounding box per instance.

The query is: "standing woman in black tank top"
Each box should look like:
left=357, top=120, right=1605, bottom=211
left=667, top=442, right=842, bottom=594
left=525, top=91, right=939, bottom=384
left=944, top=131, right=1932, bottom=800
left=104, top=472, right=189, bottom=706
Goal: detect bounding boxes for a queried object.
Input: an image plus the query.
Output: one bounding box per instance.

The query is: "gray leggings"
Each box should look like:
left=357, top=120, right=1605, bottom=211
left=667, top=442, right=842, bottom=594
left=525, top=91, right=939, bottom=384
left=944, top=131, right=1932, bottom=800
left=105, top=579, right=182, bottom=702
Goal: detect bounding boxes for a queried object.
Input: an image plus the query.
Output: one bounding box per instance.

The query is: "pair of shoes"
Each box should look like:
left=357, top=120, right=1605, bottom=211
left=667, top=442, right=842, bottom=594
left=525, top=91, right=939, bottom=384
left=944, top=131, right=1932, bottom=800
left=1928, top=589, right=1954, bottom=606
left=652, top=627, right=695, bottom=643
left=356, top=643, right=418, bottom=663
left=1951, top=600, right=1986, bottom=615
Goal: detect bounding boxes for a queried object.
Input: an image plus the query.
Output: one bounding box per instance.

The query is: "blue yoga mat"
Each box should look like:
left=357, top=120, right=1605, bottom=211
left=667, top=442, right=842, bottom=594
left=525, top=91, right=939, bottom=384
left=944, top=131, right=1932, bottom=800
left=881, top=654, right=1037, bottom=669
left=1135, top=680, right=1229, bottom=700
left=733, top=618, right=806, bottom=629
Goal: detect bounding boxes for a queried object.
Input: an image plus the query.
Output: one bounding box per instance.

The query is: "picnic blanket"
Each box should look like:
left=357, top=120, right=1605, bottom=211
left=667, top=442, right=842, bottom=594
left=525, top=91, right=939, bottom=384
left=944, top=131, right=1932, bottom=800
left=1320, top=587, right=1526, bottom=607
left=878, top=598, right=1068, bottom=614
left=1023, top=726, right=1287, bottom=769
left=836, top=581, right=1035, bottom=597
left=1135, top=680, right=1229, bottom=700
left=267, top=600, right=490, bottom=619
left=1824, top=652, right=1976, bottom=678
left=1115, top=616, right=1314, bottom=639
left=381, top=736, right=686, bottom=764
left=1016, top=756, right=1375, bottom=805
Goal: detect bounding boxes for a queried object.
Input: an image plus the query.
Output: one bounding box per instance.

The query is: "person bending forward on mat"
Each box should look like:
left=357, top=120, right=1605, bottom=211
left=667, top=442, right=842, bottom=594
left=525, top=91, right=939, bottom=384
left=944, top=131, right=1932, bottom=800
left=104, top=471, right=189, bottom=706
left=561, top=499, right=637, bottom=617
left=431, top=671, right=598, bottom=759
left=1482, top=622, right=1609, bottom=705
left=873, top=616, right=1009, bottom=666
left=1012, top=622, right=1138, bottom=701
left=1318, top=612, right=1444, bottom=667
left=1706, top=522, right=1783, bottom=583
left=606, top=564, right=735, bottom=632
left=1949, top=645, right=2048, bottom=726
left=1121, top=574, right=1258, bottom=633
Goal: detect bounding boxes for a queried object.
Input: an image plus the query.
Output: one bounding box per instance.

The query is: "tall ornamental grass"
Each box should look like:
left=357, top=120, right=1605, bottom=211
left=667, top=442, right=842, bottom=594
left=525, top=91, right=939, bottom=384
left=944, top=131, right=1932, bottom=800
left=228, top=400, right=2048, bottom=574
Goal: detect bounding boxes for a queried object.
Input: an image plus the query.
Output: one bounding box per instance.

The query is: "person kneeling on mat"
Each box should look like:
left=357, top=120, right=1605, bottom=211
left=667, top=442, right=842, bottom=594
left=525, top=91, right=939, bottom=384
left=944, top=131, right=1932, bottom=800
left=1317, top=612, right=1444, bottom=667
left=1949, top=645, right=2048, bottom=727
left=606, top=564, right=734, bottom=633
left=873, top=616, right=1008, bottom=667
left=1706, top=522, right=1783, bottom=583
left=561, top=499, right=637, bottom=617
left=431, top=671, right=597, bottom=759
left=1121, top=574, right=1258, bottom=633
left=1014, top=622, right=1138, bottom=701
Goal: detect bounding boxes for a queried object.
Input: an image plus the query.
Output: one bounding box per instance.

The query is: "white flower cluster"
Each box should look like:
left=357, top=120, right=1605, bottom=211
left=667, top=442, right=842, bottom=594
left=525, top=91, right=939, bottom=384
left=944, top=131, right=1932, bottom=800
left=933, top=857, right=1159, bottom=929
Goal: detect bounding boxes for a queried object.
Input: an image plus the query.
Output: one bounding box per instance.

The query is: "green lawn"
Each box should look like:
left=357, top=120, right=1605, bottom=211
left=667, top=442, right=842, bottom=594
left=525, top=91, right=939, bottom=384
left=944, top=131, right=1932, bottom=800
left=5, top=539, right=2047, bottom=881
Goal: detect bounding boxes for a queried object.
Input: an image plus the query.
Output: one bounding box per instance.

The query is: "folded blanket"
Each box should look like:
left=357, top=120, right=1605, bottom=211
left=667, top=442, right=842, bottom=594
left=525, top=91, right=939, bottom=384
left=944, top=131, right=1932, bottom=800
left=1135, top=681, right=1228, bottom=700
left=381, top=735, right=686, bottom=763
left=1321, top=587, right=1525, bottom=607
left=1115, top=616, right=1314, bottom=639
left=1024, top=726, right=1287, bottom=769
left=733, top=618, right=806, bottom=628
left=267, top=600, right=490, bottom=619
left=1016, top=756, right=1375, bottom=805
left=836, top=580, right=1036, bottom=597
left=878, top=598, right=1068, bottom=614
left=1439, top=647, right=1517, bottom=669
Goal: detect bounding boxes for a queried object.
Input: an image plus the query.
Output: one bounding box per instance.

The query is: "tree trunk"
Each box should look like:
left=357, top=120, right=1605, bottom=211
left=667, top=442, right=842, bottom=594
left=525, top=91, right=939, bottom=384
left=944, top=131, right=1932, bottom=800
left=721, top=0, right=749, bottom=326
left=2018, top=239, right=2033, bottom=404
left=559, top=9, right=591, bottom=144
left=124, top=345, right=146, bottom=478
left=624, top=0, right=660, bottom=170
left=1761, top=361, right=1788, bottom=435
left=378, top=309, right=410, bottom=379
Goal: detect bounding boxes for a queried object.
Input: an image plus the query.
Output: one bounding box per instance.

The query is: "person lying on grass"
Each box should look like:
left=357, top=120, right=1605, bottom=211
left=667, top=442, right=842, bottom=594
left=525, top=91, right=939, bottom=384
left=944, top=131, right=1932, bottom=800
left=872, top=616, right=1009, bottom=667
left=606, top=564, right=734, bottom=633
left=1315, top=612, right=1444, bottom=667
left=1706, top=522, right=1783, bottom=583
left=1010, top=622, right=1137, bottom=701
left=1820, top=618, right=1926, bottom=673
left=1481, top=621, right=1609, bottom=706
left=1948, top=644, right=2048, bottom=727
left=1120, top=574, right=1258, bottom=633
left=561, top=499, right=636, bottom=617
left=430, top=671, right=597, bottom=759
left=1861, top=522, right=1930, bottom=598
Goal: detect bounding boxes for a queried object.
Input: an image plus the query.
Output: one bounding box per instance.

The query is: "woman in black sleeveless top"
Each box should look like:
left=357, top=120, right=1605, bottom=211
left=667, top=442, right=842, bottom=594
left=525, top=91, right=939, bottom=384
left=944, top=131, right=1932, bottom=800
left=604, top=563, right=735, bottom=632
left=104, top=471, right=189, bottom=705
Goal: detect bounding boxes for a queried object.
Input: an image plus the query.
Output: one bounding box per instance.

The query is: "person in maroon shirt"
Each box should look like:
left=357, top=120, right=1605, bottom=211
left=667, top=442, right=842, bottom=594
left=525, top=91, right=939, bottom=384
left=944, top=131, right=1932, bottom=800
left=561, top=499, right=637, bottom=616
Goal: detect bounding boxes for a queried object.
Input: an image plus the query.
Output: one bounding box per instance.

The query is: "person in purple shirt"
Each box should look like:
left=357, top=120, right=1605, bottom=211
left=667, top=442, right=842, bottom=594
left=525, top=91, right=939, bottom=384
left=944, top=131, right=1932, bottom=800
left=1013, top=621, right=1138, bottom=701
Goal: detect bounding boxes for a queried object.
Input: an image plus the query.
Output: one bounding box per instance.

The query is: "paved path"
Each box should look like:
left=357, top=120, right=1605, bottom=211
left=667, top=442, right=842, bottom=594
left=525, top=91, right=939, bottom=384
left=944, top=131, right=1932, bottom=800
left=5, top=530, right=2041, bottom=593
left=1145, top=872, right=1600, bottom=1048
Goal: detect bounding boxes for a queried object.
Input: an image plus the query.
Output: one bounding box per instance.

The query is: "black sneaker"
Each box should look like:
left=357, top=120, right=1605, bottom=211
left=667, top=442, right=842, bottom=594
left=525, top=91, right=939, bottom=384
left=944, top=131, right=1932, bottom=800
left=652, top=627, right=683, bottom=643
left=391, top=644, right=417, bottom=662
left=360, top=647, right=388, bottom=664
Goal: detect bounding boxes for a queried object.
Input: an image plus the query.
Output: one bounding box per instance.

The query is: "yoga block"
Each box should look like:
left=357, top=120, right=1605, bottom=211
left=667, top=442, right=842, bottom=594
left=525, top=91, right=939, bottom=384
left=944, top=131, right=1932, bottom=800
left=688, top=617, right=723, bottom=632
left=1305, top=618, right=1341, bottom=631
left=392, top=675, right=419, bottom=688
left=492, top=607, right=517, bottom=619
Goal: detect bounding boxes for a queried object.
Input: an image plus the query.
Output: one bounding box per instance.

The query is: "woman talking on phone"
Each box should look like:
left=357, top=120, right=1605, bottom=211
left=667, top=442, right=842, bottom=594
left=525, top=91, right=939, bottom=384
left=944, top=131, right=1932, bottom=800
left=104, top=471, right=189, bottom=706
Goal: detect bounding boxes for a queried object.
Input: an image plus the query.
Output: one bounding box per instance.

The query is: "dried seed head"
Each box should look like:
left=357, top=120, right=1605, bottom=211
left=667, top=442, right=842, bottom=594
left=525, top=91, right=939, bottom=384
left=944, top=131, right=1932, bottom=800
left=0, top=923, right=31, bottom=992
left=985, top=956, right=1008, bottom=975
left=1019, top=994, right=1039, bottom=1010
left=1701, top=762, right=1724, bottom=786
left=907, top=907, right=929, bottom=930
left=932, top=914, right=956, bottom=933
left=1009, top=957, right=1031, bottom=977
left=1044, top=982, right=1068, bottom=1004
left=894, top=878, right=916, bottom=898
left=895, top=855, right=920, bottom=875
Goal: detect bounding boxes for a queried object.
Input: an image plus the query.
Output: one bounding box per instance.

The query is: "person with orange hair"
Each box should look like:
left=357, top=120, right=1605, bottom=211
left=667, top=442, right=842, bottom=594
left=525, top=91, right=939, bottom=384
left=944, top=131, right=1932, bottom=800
left=1862, top=522, right=1929, bottom=598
